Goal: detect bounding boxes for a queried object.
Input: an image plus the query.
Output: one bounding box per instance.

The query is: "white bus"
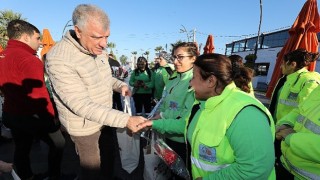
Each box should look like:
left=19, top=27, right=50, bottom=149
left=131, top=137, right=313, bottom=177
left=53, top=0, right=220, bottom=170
left=225, top=28, right=320, bottom=91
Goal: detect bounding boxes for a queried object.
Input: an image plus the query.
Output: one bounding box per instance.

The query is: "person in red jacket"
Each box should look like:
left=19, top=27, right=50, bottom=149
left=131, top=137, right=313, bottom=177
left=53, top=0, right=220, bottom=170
left=0, top=20, right=65, bottom=180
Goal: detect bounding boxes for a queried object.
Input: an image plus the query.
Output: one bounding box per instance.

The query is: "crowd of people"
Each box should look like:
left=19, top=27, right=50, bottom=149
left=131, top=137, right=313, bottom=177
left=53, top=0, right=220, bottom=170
left=0, top=3, right=319, bottom=180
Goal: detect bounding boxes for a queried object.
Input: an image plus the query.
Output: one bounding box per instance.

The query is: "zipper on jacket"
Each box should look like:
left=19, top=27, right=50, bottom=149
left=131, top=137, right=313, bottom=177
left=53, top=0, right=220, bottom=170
left=169, top=73, right=182, bottom=94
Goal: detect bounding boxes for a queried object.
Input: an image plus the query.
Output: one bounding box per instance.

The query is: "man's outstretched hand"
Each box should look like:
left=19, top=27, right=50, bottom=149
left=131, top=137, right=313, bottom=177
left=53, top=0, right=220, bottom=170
left=126, top=116, right=147, bottom=133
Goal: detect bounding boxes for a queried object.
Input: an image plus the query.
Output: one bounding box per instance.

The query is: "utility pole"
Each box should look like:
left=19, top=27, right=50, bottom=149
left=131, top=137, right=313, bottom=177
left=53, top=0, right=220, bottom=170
left=254, top=0, right=263, bottom=60
left=192, top=28, right=197, bottom=42
left=180, top=25, right=190, bottom=42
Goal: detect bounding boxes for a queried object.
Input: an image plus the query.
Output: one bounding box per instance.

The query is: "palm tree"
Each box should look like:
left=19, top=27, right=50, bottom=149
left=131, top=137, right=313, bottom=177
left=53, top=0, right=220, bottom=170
left=144, top=51, right=150, bottom=60
left=107, top=42, right=116, bottom=54
left=0, top=10, right=25, bottom=48
left=154, top=46, right=163, bottom=54
left=119, top=55, right=128, bottom=65
left=131, top=51, right=137, bottom=56
left=131, top=51, right=137, bottom=68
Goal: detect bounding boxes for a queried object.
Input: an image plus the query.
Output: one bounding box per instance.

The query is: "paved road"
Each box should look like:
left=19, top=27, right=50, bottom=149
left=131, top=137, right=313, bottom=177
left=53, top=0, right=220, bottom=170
left=254, top=91, right=270, bottom=107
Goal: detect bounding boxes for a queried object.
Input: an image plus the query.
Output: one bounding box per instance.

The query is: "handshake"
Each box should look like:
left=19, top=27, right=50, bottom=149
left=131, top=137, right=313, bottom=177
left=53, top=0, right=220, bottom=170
left=126, top=97, right=162, bottom=133
left=126, top=116, right=154, bottom=133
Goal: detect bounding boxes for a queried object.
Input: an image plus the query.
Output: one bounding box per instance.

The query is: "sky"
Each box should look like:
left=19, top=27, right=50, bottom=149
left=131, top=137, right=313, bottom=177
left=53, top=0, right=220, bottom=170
left=1, top=0, right=311, bottom=61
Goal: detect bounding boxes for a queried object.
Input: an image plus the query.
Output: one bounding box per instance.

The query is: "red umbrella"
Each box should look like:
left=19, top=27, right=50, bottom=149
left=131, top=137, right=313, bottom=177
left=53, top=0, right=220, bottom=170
left=203, top=34, right=214, bottom=54
left=266, top=0, right=320, bottom=98
left=40, top=29, right=55, bottom=60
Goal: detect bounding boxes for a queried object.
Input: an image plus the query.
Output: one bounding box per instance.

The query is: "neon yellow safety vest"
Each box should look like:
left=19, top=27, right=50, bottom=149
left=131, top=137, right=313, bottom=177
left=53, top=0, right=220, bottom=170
left=280, top=85, right=320, bottom=179
left=276, top=68, right=320, bottom=122
left=189, top=83, right=276, bottom=179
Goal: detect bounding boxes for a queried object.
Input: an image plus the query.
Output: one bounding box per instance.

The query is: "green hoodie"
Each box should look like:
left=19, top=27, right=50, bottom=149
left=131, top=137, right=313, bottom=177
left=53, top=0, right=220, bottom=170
left=157, top=68, right=194, bottom=143
left=153, top=64, right=174, bottom=100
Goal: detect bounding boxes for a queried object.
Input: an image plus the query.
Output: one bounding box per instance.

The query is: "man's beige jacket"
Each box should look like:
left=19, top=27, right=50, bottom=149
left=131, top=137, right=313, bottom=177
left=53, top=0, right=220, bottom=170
left=46, top=30, right=130, bottom=136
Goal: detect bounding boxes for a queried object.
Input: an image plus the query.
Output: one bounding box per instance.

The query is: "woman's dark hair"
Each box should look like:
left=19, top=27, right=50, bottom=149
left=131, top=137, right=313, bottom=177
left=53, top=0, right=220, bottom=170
left=194, top=53, right=253, bottom=94
left=135, top=56, right=152, bottom=79
left=171, top=42, right=199, bottom=57
left=152, top=62, right=160, bottom=71
left=228, top=54, right=243, bottom=66
left=228, top=54, right=255, bottom=85
left=284, top=48, right=319, bottom=70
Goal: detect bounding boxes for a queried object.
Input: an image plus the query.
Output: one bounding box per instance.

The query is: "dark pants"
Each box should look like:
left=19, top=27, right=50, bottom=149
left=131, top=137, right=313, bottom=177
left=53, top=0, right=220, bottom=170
left=133, top=93, right=152, bottom=115
left=112, top=92, right=123, bottom=111
left=2, top=112, right=65, bottom=180
left=274, top=140, right=294, bottom=179
left=100, top=126, right=117, bottom=179
left=166, top=139, right=188, bottom=180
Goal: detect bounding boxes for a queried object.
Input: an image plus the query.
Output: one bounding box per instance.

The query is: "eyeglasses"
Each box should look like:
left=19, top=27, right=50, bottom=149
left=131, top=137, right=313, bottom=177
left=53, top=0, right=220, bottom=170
left=171, top=55, right=193, bottom=61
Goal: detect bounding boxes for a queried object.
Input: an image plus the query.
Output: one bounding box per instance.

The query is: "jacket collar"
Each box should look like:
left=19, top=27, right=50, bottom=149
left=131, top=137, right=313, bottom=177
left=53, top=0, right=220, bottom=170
left=7, top=39, right=37, bottom=55
left=204, top=82, right=237, bottom=110
left=64, top=30, right=92, bottom=56
left=176, top=67, right=193, bottom=79
left=287, top=68, right=308, bottom=81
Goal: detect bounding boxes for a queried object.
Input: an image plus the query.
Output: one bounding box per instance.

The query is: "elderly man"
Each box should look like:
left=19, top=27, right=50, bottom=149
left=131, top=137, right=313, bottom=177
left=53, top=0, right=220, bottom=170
left=46, top=4, right=146, bottom=179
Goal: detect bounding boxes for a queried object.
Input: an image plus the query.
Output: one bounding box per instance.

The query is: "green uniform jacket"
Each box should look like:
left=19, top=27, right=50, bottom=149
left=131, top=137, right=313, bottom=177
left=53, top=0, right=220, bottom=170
left=277, top=85, right=320, bottom=179
left=129, top=69, right=154, bottom=94
left=153, top=64, right=174, bottom=100
left=275, top=68, right=320, bottom=122
left=158, top=68, right=194, bottom=143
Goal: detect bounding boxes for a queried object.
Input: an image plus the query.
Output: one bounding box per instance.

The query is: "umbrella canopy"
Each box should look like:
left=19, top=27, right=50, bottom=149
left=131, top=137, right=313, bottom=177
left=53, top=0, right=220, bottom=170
left=203, top=34, right=214, bottom=54
left=40, top=29, right=55, bottom=60
left=266, top=0, right=320, bottom=98
left=0, top=44, right=3, bottom=52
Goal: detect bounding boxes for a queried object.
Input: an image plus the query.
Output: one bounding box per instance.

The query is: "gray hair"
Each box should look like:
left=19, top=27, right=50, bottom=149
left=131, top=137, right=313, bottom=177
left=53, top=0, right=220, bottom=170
left=72, top=4, right=110, bottom=31
left=157, top=51, right=172, bottom=63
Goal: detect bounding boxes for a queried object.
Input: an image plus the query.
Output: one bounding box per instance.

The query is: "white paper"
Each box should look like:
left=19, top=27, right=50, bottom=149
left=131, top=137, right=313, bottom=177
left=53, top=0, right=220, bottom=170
left=11, top=169, right=21, bottom=180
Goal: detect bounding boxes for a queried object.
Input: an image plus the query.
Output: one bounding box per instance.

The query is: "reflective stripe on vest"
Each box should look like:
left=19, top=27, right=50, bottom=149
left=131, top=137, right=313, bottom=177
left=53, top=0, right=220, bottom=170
left=191, top=155, right=230, bottom=172
left=284, top=156, right=320, bottom=179
left=279, top=99, right=298, bottom=107
left=297, top=115, right=320, bottom=135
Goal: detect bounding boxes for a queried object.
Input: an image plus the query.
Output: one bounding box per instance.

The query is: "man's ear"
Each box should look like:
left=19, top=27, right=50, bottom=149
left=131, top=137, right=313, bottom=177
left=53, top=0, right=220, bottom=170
left=21, top=33, right=29, bottom=43
left=74, top=25, right=81, bottom=38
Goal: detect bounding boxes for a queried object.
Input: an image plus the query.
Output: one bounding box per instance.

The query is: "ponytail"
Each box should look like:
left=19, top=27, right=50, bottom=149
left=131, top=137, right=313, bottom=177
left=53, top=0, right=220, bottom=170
left=233, top=66, right=253, bottom=93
